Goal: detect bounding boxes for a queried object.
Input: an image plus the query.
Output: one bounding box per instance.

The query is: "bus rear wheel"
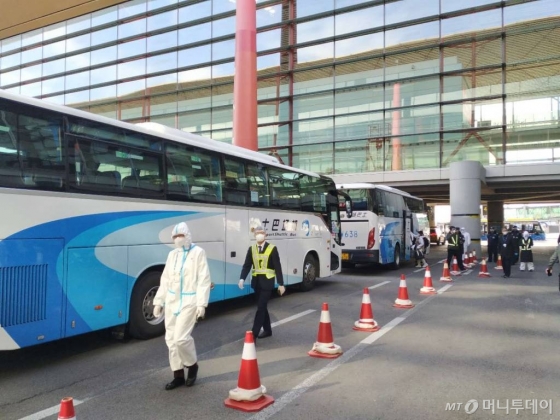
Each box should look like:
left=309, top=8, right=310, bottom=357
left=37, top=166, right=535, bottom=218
left=390, top=245, right=400, bottom=270
left=300, top=254, right=318, bottom=292
left=129, top=271, right=165, bottom=340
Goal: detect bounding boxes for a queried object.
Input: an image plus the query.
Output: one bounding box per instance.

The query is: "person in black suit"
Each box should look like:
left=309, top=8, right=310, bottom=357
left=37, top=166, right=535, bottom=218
left=499, top=227, right=516, bottom=278
left=238, top=225, right=285, bottom=340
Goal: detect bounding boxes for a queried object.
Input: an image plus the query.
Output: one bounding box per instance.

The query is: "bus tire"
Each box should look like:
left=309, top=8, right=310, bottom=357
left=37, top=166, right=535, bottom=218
left=300, top=254, right=318, bottom=292
left=390, top=245, right=400, bottom=270
left=128, top=270, right=166, bottom=340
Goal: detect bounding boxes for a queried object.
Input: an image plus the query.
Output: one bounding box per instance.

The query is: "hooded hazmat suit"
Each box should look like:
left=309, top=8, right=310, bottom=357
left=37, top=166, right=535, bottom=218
left=153, top=222, right=212, bottom=387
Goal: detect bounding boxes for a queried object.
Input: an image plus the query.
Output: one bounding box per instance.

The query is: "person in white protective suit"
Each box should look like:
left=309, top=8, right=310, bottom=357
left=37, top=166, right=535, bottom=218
left=519, top=231, right=534, bottom=272
left=460, top=227, right=471, bottom=257
left=153, top=222, right=212, bottom=390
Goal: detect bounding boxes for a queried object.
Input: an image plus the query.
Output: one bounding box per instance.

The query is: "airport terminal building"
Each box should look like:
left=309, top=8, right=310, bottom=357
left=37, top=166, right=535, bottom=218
left=1, top=0, right=559, bottom=202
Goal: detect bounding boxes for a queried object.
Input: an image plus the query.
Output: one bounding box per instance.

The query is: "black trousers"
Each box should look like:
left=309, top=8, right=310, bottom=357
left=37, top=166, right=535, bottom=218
left=487, top=247, right=498, bottom=263
left=502, top=256, right=512, bottom=277
left=252, top=285, right=272, bottom=337
left=447, top=248, right=465, bottom=270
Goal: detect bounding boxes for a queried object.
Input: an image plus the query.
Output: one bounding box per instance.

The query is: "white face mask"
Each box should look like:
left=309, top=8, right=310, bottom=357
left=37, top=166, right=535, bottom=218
left=255, top=233, right=265, bottom=243
left=174, top=236, right=188, bottom=248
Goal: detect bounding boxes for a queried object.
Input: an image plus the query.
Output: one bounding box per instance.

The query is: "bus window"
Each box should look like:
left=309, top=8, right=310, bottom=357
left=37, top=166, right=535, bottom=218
left=223, top=157, right=249, bottom=206
left=268, top=168, right=301, bottom=210
left=246, top=163, right=269, bottom=207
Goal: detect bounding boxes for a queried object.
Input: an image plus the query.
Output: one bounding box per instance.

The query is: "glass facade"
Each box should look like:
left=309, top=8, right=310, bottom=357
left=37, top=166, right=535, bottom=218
left=1, top=0, right=559, bottom=173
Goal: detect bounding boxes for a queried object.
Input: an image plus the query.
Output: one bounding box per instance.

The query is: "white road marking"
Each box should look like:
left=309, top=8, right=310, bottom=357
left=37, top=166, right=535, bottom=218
left=368, top=281, right=391, bottom=290
left=438, top=284, right=453, bottom=294
left=18, top=399, right=85, bottom=420
left=270, top=309, right=316, bottom=328
left=413, top=267, right=426, bottom=273
left=249, top=286, right=453, bottom=420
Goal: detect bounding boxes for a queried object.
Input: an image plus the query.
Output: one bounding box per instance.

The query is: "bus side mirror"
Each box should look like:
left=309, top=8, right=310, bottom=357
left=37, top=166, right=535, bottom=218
left=345, top=200, right=352, bottom=218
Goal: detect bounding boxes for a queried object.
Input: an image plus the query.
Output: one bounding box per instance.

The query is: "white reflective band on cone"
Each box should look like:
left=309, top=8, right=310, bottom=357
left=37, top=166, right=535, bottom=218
left=241, top=343, right=257, bottom=360
left=319, top=310, right=331, bottom=323
left=395, top=298, right=412, bottom=305
left=228, top=385, right=266, bottom=402
left=362, top=294, right=371, bottom=304
left=399, top=280, right=407, bottom=287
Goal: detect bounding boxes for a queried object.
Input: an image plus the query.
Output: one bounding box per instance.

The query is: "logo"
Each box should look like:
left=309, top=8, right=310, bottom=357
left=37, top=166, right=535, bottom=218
left=302, top=220, right=310, bottom=236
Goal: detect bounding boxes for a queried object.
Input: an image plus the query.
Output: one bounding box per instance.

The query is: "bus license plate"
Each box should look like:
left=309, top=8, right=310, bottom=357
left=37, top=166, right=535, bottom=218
left=342, top=253, right=349, bottom=261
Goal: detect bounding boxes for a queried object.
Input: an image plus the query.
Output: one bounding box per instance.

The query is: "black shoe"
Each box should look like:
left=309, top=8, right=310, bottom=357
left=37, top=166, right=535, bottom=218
left=258, top=331, right=272, bottom=339
left=165, top=377, right=185, bottom=390
left=185, top=363, right=198, bottom=387
left=502, top=275, right=510, bottom=278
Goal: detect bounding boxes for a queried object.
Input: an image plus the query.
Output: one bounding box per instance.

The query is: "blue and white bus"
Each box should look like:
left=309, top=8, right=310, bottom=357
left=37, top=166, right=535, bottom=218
left=0, top=89, right=345, bottom=350
left=337, top=183, right=425, bottom=269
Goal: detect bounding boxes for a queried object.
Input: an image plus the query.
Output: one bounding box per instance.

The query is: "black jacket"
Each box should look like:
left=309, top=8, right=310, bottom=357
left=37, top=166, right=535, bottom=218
left=499, top=233, right=516, bottom=258
left=446, top=232, right=464, bottom=250
left=240, top=242, right=284, bottom=290
left=487, top=232, right=499, bottom=250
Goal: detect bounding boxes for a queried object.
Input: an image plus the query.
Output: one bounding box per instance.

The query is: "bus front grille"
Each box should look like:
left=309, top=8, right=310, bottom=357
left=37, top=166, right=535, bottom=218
left=0, top=265, right=48, bottom=327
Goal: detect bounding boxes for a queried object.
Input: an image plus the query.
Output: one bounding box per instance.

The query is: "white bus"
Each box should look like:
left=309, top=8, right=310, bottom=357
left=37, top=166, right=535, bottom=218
left=336, top=183, right=425, bottom=269
left=0, top=89, right=346, bottom=350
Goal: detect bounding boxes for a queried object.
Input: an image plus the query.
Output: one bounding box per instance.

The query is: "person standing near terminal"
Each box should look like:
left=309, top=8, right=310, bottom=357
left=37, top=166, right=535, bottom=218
left=510, top=225, right=521, bottom=265
left=239, top=226, right=285, bottom=341
left=500, top=227, right=515, bottom=278
left=487, top=227, right=499, bottom=263
left=153, top=222, right=212, bottom=390
left=460, top=227, right=471, bottom=258
left=519, top=231, right=534, bottom=272
left=446, top=226, right=465, bottom=271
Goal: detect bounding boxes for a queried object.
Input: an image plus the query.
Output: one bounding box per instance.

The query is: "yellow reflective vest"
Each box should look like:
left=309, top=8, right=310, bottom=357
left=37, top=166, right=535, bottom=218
left=251, top=244, right=276, bottom=279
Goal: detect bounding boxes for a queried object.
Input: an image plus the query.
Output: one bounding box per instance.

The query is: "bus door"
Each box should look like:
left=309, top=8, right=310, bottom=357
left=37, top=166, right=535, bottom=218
left=403, top=210, right=413, bottom=261
left=225, top=208, right=250, bottom=298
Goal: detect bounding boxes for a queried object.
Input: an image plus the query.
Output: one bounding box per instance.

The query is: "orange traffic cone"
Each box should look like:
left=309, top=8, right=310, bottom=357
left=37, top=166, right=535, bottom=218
left=478, top=258, right=492, bottom=278
left=494, top=254, right=503, bottom=270
left=309, top=303, right=343, bottom=358
left=440, top=261, right=453, bottom=282
left=393, top=274, right=414, bottom=308
left=450, top=256, right=462, bottom=276
left=469, top=252, right=475, bottom=265
left=463, top=254, right=472, bottom=268
left=420, top=266, right=436, bottom=295
left=353, top=288, right=380, bottom=332
left=472, top=250, right=478, bottom=264
left=224, top=332, right=274, bottom=412
left=58, top=397, right=76, bottom=420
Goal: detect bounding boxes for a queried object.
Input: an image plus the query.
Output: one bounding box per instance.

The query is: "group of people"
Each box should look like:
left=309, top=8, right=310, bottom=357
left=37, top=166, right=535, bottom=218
left=411, top=230, right=430, bottom=268
left=445, top=226, right=471, bottom=272
left=486, top=225, right=534, bottom=278
left=153, top=222, right=283, bottom=391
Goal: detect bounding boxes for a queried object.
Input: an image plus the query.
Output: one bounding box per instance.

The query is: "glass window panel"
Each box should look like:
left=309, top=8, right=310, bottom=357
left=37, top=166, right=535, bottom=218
left=118, top=79, right=146, bottom=97
left=21, top=64, right=42, bottom=82
left=3, top=86, right=20, bottom=95
left=91, top=27, right=117, bottom=47
left=119, top=18, right=146, bottom=39
left=43, top=40, right=66, bottom=59
left=91, top=65, right=117, bottom=85
left=442, top=103, right=471, bottom=131
left=147, top=52, right=177, bottom=74
left=67, top=15, right=91, bottom=34
left=335, top=140, right=375, bottom=173
left=295, top=43, right=334, bottom=70
left=295, top=143, right=333, bottom=174
left=148, top=10, right=177, bottom=32
left=441, top=9, right=502, bottom=38
left=149, top=0, right=177, bottom=10
left=258, top=76, right=290, bottom=101
left=506, top=29, right=552, bottom=65
left=120, top=99, right=145, bottom=120
left=179, top=22, right=211, bottom=45
left=295, top=92, right=333, bottom=119
left=67, top=33, right=91, bottom=53
left=20, top=82, right=42, bottom=97
left=65, top=71, right=90, bottom=91
left=149, top=93, right=177, bottom=116
left=222, top=157, right=249, bottom=205
left=257, top=4, right=282, bottom=27
left=257, top=28, right=281, bottom=52
left=147, top=73, right=177, bottom=92
left=212, top=84, right=233, bottom=107
left=399, top=133, right=441, bottom=170
left=44, top=95, right=65, bottom=105
left=212, top=16, right=236, bottom=38
left=442, top=129, right=503, bottom=167
left=395, top=105, right=440, bottom=135
left=335, top=85, right=384, bottom=115
left=443, top=36, right=502, bottom=71
left=118, top=59, right=146, bottom=79
left=386, top=0, right=438, bottom=26
left=268, top=167, right=301, bottom=209
left=295, top=0, right=333, bottom=18
left=335, top=33, right=383, bottom=59
left=178, top=109, right=212, bottom=133
left=92, top=6, right=118, bottom=27
left=0, top=69, right=20, bottom=86
left=294, top=66, right=334, bottom=95
left=1, top=52, right=21, bottom=70
left=91, top=45, right=117, bottom=66
left=293, top=116, right=333, bottom=144
left=178, top=45, right=211, bottom=67
left=43, top=58, right=65, bottom=76
left=505, top=0, right=560, bottom=26
left=89, top=102, right=117, bottom=119
left=22, top=29, right=42, bottom=47
left=443, top=70, right=502, bottom=102
left=178, top=66, right=212, bottom=86
left=118, top=38, right=147, bottom=59
left=178, top=2, right=211, bottom=23
left=178, top=87, right=212, bottom=112
left=257, top=124, right=278, bottom=148
left=385, top=48, right=440, bottom=82
left=442, top=0, right=499, bottom=13
left=119, top=0, right=147, bottom=19
left=150, top=114, right=176, bottom=128
left=335, top=111, right=385, bottom=141
left=212, top=62, right=235, bottom=80
left=1, top=35, right=22, bottom=54
left=42, top=76, right=65, bottom=95
left=66, top=52, right=90, bottom=72
left=21, top=47, right=42, bottom=64
left=212, top=0, right=236, bottom=14
left=257, top=53, right=280, bottom=74
left=90, top=85, right=117, bottom=101
left=43, top=22, right=66, bottom=40
left=148, top=30, right=178, bottom=52
left=336, top=7, right=383, bottom=36
left=385, top=21, right=439, bottom=50
left=258, top=101, right=283, bottom=124
left=298, top=17, right=334, bottom=44
left=212, top=107, right=233, bottom=130
left=212, top=39, right=235, bottom=61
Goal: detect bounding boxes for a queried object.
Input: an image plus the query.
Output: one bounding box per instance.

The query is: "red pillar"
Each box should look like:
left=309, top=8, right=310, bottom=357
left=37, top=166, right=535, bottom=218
left=233, top=0, right=258, bottom=151
left=391, top=83, right=402, bottom=170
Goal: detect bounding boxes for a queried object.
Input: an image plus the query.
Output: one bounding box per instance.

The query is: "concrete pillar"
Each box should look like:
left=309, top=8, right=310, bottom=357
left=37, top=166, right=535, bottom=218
left=426, top=205, right=435, bottom=227
left=450, top=161, right=484, bottom=257
left=487, top=201, right=504, bottom=231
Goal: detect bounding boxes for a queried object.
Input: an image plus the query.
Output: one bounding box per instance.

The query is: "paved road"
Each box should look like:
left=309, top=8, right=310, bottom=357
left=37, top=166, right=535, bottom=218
left=2, top=244, right=559, bottom=420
